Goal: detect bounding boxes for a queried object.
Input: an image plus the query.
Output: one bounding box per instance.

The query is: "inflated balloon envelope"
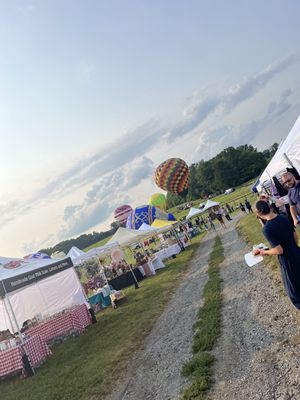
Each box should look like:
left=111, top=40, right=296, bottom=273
left=154, top=158, right=189, bottom=194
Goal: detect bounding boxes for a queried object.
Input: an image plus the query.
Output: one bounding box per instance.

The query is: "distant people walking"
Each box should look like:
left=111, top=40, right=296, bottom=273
left=207, top=215, right=216, bottom=231
left=222, top=206, right=232, bottom=221
left=239, top=202, right=246, bottom=213
left=216, top=208, right=226, bottom=228
left=244, top=199, right=253, bottom=213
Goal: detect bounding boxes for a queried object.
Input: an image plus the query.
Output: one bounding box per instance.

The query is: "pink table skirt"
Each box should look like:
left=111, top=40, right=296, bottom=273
left=0, top=335, right=52, bottom=378
left=26, top=304, right=91, bottom=343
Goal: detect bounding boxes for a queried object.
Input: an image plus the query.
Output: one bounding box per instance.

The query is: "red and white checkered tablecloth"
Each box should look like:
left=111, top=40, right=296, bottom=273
left=26, top=304, right=91, bottom=343
left=0, top=335, right=52, bottom=378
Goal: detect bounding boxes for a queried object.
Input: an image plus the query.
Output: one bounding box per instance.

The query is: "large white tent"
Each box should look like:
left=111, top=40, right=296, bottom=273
left=106, top=227, right=150, bottom=246
left=0, top=256, right=88, bottom=332
left=258, top=115, right=300, bottom=188
left=186, top=207, right=203, bottom=219
left=199, top=199, right=220, bottom=213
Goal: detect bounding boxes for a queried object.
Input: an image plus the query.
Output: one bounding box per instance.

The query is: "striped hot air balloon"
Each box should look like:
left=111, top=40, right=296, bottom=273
left=114, top=205, right=133, bottom=225
left=154, top=158, right=189, bottom=194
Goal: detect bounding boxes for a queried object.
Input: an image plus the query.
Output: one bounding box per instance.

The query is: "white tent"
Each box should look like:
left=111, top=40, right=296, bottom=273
left=199, top=199, right=220, bottom=213
left=258, top=115, right=300, bottom=188
left=138, top=223, right=155, bottom=231
left=0, top=256, right=88, bottom=332
left=67, top=246, right=85, bottom=261
left=186, top=207, right=203, bottom=219
left=106, top=227, right=149, bottom=246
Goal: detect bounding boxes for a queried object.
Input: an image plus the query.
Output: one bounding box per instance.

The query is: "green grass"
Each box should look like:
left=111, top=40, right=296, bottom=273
left=1, top=234, right=205, bottom=400
left=83, top=235, right=113, bottom=252
left=181, top=236, right=224, bottom=400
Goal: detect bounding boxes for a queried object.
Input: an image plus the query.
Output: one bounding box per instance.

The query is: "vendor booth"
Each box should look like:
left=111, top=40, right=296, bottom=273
left=0, top=255, right=90, bottom=378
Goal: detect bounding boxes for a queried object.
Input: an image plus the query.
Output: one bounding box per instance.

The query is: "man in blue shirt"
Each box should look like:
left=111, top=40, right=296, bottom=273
left=282, top=172, right=300, bottom=227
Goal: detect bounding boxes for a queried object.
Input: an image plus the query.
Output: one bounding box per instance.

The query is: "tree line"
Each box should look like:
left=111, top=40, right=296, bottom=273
left=166, top=143, right=278, bottom=208
left=40, top=142, right=278, bottom=255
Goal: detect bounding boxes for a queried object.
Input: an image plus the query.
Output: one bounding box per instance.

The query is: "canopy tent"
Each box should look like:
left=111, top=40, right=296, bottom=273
left=67, top=246, right=85, bottom=261
left=106, top=227, right=149, bottom=246
left=0, top=256, right=88, bottom=332
left=258, top=115, right=300, bottom=189
left=199, top=199, right=220, bottom=213
left=138, top=223, right=156, bottom=231
left=72, top=241, right=119, bottom=264
left=186, top=207, right=203, bottom=219
left=150, top=219, right=177, bottom=229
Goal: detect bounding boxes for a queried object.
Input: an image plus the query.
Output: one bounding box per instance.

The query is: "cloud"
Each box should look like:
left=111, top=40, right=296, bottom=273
left=0, top=53, right=299, bottom=242
left=193, top=88, right=294, bottom=160
left=61, top=200, right=113, bottom=237
left=59, top=155, right=154, bottom=237
left=166, top=52, right=300, bottom=144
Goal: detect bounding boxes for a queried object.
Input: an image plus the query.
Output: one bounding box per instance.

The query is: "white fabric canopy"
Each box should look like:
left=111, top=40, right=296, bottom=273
left=258, top=115, right=300, bottom=187
left=138, top=223, right=155, bottom=231
left=67, top=246, right=85, bottom=261
left=0, top=256, right=88, bottom=331
left=106, top=227, right=148, bottom=246
left=186, top=207, right=203, bottom=219
left=199, top=199, right=220, bottom=213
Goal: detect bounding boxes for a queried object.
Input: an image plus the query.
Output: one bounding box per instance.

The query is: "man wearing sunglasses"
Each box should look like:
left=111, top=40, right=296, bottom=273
left=281, top=172, right=300, bottom=227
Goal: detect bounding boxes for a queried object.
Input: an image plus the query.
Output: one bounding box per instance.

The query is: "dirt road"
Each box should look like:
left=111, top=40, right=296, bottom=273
left=105, top=214, right=300, bottom=400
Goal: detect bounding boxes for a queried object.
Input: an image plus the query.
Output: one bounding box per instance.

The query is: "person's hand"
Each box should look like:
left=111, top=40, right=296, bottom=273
left=252, top=249, right=261, bottom=256
left=293, top=218, right=299, bottom=228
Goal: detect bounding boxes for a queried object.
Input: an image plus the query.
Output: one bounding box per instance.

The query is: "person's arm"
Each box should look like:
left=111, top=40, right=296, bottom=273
left=290, top=205, right=299, bottom=227
left=254, top=245, right=283, bottom=256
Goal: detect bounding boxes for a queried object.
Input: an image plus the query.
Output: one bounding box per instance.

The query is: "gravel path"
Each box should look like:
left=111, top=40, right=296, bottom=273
left=208, top=214, right=300, bottom=400
left=106, top=213, right=300, bottom=400
left=105, top=229, right=217, bottom=400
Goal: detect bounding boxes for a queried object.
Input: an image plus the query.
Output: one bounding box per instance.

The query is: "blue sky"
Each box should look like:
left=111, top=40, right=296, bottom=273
left=0, top=0, right=300, bottom=256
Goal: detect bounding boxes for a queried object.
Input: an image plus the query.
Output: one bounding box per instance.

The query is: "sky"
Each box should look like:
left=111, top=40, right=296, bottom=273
left=0, top=0, right=300, bottom=256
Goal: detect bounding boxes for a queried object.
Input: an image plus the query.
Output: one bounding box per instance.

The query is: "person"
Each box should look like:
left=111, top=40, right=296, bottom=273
left=239, top=202, right=246, bottom=213
left=207, top=215, right=216, bottom=231
left=253, top=200, right=300, bottom=310
left=281, top=172, right=300, bottom=227
left=215, top=208, right=226, bottom=228
left=222, top=206, right=232, bottom=221
left=244, top=198, right=253, bottom=213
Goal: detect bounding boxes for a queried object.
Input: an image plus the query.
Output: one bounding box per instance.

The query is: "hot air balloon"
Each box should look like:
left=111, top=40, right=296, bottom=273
left=154, top=158, right=189, bottom=194
left=126, top=205, right=176, bottom=230
left=149, top=193, right=167, bottom=211
left=114, top=205, right=133, bottom=225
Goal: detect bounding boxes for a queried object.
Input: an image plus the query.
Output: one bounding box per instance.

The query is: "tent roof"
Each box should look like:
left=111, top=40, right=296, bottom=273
left=0, top=256, right=73, bottom=295
left=67, top=246, right=85, bottom=261
left=138, top=223, right=155, bottom=231
left=186, top=207, right=203, bottom=219
left=151, top=219, right=177, bottom=228
left=200, top=200, right=220, bottom=213
left=259, top=115, right=300, bottom=186
left=106, top=227, right=147, bottom=246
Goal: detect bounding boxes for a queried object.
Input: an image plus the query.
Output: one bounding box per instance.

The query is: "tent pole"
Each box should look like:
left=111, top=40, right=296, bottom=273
left=2, top=296, right=15, bottom=334
left=283, top=152, right=294, bottom=168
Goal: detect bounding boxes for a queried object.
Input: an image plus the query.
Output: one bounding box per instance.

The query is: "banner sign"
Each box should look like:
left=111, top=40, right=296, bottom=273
left=1, top=258, right=73, bottom=295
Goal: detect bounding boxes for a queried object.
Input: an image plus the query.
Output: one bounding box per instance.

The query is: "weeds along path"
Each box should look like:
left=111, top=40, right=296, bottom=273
left=104, top=231, right=217, bottom=400
left=208, top=214, right=300, bottom=400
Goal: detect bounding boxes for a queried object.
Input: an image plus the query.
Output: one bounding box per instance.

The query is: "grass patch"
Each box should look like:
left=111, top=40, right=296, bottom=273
left=0, top=234, right=205, bottom=400
left=181, top=235, right=224, bottom=400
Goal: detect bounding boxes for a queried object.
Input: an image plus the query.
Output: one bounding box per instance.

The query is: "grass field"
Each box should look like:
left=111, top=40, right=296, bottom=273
left=1, top=234, right=205, bottom=400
